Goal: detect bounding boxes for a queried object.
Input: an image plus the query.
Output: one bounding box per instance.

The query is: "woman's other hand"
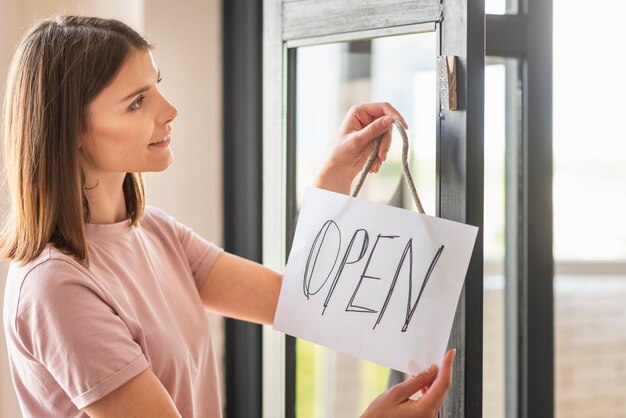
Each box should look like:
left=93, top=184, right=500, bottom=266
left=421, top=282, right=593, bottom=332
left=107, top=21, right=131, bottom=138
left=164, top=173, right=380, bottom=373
left=361, top=349, right=456, bottom=418
left=313, top=102, right=408, bottom=195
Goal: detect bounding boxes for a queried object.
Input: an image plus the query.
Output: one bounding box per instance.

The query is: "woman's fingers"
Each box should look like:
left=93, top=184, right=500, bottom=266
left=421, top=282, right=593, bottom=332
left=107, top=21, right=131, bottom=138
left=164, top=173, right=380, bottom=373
left=361, top=350, right=456, bottom=418
left=360, top=118, right=391, bottom=173
left=352, top=102, right=409, bottom=129
left=389, top=364, right=438, bottom=401
left=329, top=102, right=409, bottom=178
left=353, top=115, right=391, bottom=148
left=379, top=127, right=392, bottom=162
left=340, top=102, right=410, bottom=164
left=419, top=349, right=456, bottom=411
left=341, top=102, right=408, bottom=134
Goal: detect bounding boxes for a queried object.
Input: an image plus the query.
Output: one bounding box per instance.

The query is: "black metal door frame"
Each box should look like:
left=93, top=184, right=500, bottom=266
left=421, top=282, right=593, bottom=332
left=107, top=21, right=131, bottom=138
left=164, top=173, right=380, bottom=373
left=223, top=2, right=263, bottom=418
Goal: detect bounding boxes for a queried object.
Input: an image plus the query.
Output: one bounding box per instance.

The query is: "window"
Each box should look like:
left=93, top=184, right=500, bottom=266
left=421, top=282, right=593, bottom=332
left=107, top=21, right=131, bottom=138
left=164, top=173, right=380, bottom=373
left=294, top=32, right=437, bottom=417
left=483, top=58, right=521, bottom=418
left=486, top=0, right=518, bottom=15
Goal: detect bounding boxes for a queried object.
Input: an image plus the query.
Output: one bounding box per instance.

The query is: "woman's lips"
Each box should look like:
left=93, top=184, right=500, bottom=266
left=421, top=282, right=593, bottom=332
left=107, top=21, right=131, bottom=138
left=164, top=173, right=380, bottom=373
left=149, top=136, right=171, bottom=147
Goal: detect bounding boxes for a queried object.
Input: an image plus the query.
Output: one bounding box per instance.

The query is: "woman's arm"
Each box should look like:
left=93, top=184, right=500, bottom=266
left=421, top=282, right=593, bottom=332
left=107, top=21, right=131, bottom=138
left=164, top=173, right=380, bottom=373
left=198, top=102, right=406, bottom=325
left=83, top=369, right=181, bottom=418
left=199, top=252, right=282, bottom=324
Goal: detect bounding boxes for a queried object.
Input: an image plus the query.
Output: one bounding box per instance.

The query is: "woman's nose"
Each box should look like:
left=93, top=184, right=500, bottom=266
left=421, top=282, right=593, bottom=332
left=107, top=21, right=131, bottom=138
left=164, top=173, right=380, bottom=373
left=163, top=102, right=178, bottom=123
left=159, top=97, right=178, bottom=126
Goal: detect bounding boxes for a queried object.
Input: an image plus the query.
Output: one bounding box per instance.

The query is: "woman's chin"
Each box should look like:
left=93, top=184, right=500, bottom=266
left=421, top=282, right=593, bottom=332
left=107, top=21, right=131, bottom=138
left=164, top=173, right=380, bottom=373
left=154, top=155, right=174, bottom=171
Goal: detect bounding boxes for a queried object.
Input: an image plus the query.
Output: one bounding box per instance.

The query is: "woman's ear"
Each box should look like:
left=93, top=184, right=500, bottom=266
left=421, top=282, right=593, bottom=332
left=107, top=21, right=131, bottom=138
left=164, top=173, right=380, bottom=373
left=78, top=138, right=91, bottom=169
left=78, top=131, right=93, bottom=154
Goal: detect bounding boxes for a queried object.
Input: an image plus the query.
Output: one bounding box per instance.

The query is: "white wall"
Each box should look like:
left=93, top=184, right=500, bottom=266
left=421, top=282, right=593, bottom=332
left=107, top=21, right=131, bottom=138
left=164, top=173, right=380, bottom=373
left=142, top=0, right=223, bottom=249
left=0, top=1, right=223, bottom=416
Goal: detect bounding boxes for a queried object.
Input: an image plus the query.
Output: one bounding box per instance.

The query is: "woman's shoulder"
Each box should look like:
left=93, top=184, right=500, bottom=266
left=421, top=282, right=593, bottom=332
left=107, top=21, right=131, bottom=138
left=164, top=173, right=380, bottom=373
left=142, top=205, right=176, bottom=228
left=4, top=247, right=100, bottom=332
left=7, top=246, right=88, bottom=282
left=6, top=246, right=94, bottom=299
left=143, top=204, right=168, bottom=218
left=141, top=205, right=190, bottom=237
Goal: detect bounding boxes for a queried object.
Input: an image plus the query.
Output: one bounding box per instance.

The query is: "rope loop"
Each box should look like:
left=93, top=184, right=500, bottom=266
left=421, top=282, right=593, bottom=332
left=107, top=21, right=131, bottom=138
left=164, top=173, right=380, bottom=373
left=350, top=117, right=425, bottom=214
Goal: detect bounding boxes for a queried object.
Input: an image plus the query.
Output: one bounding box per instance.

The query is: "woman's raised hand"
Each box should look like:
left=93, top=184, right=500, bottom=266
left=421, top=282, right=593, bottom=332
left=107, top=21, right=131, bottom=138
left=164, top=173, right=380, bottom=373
left=313, top=102, right=408, bottom=195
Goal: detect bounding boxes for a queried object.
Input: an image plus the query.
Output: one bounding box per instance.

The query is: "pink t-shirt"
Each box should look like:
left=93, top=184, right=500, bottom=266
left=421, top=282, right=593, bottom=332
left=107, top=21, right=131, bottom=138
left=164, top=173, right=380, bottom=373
left=3, top=206, right=224, bottom=418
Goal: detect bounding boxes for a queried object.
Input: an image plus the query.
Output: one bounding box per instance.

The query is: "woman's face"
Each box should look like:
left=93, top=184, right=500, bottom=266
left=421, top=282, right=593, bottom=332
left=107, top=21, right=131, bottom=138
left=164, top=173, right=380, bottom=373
left=81, top=49, right=178, bottom=178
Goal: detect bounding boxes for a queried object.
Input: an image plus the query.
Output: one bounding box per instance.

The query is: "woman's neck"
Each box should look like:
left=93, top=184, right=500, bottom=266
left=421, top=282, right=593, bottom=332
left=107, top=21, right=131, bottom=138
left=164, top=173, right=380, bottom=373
left=84, top=172, right=128, bottom=224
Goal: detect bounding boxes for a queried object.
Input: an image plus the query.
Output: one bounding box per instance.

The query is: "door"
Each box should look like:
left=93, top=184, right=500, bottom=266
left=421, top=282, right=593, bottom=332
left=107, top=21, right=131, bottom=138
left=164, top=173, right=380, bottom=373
left=262, top=1, right=485, bottom=417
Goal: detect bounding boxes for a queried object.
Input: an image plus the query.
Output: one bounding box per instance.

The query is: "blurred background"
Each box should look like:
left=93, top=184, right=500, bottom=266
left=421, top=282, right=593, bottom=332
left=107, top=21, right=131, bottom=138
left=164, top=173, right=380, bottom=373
left=1, top=0, right=625, bottom=417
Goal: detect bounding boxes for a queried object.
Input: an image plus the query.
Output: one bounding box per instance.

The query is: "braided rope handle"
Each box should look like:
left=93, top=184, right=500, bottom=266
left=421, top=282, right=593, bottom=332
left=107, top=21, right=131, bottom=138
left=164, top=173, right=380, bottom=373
left=350, top=117, right=425, bottom=214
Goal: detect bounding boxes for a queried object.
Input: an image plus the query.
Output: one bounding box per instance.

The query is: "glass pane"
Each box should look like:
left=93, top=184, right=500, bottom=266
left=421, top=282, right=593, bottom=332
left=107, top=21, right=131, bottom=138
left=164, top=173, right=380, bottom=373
left=294, top=31, right=437, bottom=417
left=486, top=0, right=518, bottom=15
left=483, top=62, right=506, bottom=418
left=554, top=1, right=626, bottom=417
left=483, top=58, right=519, bottom=418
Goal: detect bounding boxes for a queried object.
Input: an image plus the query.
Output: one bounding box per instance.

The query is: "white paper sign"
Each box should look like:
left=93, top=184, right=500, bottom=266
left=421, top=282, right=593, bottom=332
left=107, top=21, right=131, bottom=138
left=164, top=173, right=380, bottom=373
left=273, top=187, right=478, bottom=375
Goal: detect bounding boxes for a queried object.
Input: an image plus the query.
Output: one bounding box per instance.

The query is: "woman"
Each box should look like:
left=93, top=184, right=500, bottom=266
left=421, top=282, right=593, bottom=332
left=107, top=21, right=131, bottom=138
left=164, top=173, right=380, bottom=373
left=1, top=15, right=455, bottom=418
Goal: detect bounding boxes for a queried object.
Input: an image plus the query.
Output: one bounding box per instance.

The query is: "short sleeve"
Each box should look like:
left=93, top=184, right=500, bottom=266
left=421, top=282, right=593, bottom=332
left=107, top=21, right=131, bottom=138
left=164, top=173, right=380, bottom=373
left=13, top=259, right=150, bottom=409
left=172, top=218, right=224, bottom=289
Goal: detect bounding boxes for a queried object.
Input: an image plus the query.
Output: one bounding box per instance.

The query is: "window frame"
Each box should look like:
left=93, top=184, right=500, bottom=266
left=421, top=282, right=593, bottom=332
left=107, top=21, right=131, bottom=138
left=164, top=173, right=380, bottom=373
left=486, top=0, right=554, bottom=416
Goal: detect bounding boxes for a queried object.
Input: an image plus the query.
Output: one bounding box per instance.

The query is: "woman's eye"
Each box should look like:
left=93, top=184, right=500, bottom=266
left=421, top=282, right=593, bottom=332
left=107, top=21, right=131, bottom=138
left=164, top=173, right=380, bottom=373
left=129, top=95, right=144, bottom=111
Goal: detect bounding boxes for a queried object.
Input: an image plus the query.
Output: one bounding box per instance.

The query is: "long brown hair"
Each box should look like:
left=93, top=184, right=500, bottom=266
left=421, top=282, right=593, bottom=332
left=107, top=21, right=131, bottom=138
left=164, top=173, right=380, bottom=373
left=1, top=15, right=152, bottom=265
